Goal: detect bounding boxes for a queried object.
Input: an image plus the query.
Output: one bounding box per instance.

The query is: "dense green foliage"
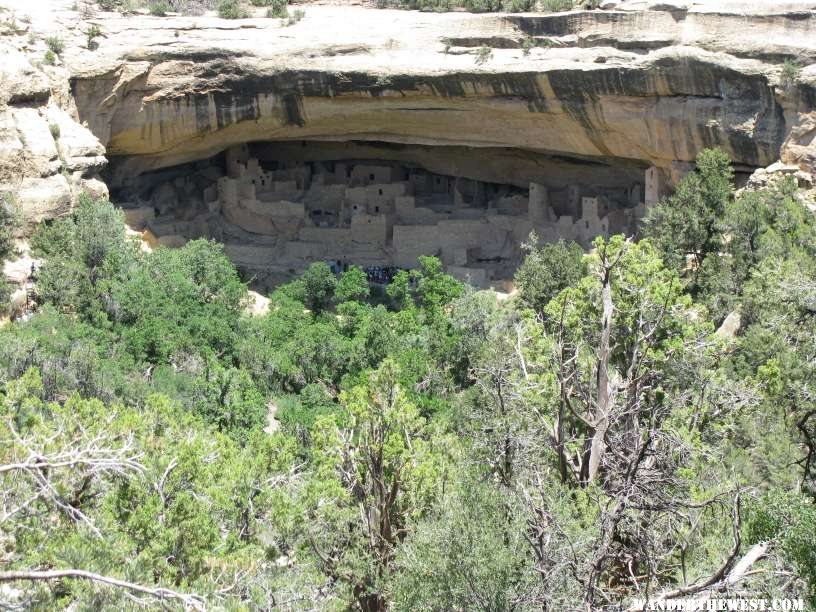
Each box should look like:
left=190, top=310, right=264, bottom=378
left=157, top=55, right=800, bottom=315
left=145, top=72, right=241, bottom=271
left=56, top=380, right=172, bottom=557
left=217, top=0, right=249, bottom=18
left=375, top=0, right=539, bottom=13
left=0, top=194, right=18, bottom=314
left=0, top=194, right=18, bottom=262
left=514, top=234, right=587, bottom=313
left=251, top=0, right=288, bottom=17
left=1, top=150, right=815, bottom=609
left=148, top=0, right=170, bottom=16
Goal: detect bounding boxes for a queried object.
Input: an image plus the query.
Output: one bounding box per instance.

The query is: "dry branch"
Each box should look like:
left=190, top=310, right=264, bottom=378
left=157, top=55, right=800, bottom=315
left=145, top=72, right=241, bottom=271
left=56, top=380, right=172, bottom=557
left=0, top=569, right=206, bottom=610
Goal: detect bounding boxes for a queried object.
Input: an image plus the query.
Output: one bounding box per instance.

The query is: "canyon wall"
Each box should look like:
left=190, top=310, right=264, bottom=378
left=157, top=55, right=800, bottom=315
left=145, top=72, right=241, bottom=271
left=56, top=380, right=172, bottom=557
left=0, top=0, right=814, bottom=286
left=57, top=1, right=815, bottom=187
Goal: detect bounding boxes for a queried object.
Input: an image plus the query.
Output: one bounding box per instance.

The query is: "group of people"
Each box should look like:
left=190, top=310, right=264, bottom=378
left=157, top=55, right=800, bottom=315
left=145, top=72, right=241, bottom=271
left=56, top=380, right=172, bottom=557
left=327, top=260, right=403, bottom=286
left=362, top=265, right=399, bottom=286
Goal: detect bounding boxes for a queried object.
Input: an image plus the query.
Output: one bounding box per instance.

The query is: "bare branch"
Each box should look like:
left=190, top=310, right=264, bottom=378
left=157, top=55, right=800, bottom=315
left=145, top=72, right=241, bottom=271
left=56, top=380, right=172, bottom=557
left=0, top=569, right=206, bottom=611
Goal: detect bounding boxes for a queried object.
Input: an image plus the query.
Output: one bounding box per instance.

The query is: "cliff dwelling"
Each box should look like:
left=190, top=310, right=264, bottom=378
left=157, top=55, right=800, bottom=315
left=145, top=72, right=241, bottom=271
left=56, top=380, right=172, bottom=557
left=111, top=141, right=664, bottom=290
left=3, top=0, right=816, bottom=609
left=3, top=0, right=812, bottom=294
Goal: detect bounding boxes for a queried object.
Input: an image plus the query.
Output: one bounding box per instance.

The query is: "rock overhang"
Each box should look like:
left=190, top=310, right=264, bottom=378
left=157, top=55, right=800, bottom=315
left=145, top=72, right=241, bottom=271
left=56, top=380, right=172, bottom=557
left=1, top=0, right=814, bottom=292
left=51, top=2, right=812, bottom=186
left=2, top=0, right=815, bottom=224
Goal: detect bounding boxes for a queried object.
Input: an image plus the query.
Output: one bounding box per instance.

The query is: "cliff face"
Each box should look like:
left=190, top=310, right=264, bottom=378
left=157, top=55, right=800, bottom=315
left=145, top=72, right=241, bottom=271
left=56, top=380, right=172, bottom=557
left=1, top=0, right=815, bottom=215
left=0, top=37, right=108, bottom=224
left=61, top=3, right=816, bottom=186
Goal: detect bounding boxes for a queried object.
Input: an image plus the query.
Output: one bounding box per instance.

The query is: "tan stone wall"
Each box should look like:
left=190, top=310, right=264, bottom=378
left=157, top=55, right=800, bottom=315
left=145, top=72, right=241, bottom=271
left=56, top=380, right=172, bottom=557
left=224, top=244, right=282, bottom=267
left=285, top=240, right=329, bottom=260
left=346, top=182, right=409, bottom=212
left=351, top=213, right=392, bottom=245
left=395, top=197, right=441, bottom=225
left=350, top=164, right=405, bottom=186
left=529, top=181, right=550, bottom=224
left=486, top=214, right=533, bottom=246
left=645, top=166, right=667, bottom=205
left=304, top=183, right=346, bottom=211
left=298, top=226, right=352, bottom=246
left=393, top=224, right=440, bottom=268
left=435, top=219, right=510, bottom=263
left=226, top=145, right=250, bottom=178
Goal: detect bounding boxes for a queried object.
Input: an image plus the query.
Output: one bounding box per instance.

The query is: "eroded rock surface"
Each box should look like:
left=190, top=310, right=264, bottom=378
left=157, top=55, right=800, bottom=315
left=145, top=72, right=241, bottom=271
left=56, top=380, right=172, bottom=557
left=3, top=0, right=815, bottom=192
left=50, top=1, right=816, bottom=186
left=0, top=9, right=109, bottom=226
left=0, top=0, right=814, bottom=288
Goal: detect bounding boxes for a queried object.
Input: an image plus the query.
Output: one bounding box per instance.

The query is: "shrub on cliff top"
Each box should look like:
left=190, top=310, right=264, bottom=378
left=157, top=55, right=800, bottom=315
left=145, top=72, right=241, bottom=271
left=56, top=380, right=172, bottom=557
left=0, top=278, right=11, bottom=317
left=540, top=0, right=573, bottom=10
left=217, top=0, right=249, bottom=18
left=0, top=194, right=19, bottom=263
left=284, top=7, right=304, bottom=24
left=781, top=59, right=800, bottom=89
left=377, top=0, right=452, bottom=11
left=503, top=0, right=534, bottom=10
left=148, top=0, right=170, bottom=15
left=474, top=46, right=492, bottom=65
left=85, top=23, right=102, bottom=49
left=379, top=0, right=552, bottom=11
left=45, top=36, right=64, bottom=55
left=462, top=0, right=502, bottom=12
left=262, top=0, right=287, bottom=18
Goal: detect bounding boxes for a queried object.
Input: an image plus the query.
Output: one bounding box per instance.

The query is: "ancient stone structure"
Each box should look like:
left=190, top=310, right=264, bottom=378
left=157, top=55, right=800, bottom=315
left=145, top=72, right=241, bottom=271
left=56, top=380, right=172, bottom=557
left=0, top=0, right=814, bottom=292
left=118, top=144, right=649, bottom=288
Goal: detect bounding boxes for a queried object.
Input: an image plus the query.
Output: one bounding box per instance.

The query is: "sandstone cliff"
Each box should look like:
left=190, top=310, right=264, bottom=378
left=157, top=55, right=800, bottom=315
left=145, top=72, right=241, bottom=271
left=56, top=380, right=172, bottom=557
left=0, top=13, right=108, bottom=225
left=0, top=0, right=814, bottom=217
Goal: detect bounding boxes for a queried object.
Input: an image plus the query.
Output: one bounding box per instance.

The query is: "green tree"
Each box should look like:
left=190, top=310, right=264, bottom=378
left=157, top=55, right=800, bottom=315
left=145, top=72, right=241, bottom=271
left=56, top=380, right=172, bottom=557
left=34, top=196, right=137, bottom=321
left=335, top=265, right=370, bottom=304
left=0, top=377, right=300, bottom=609
left=276, top=382, right=338, bottom=444
left=301, top=261, right=336, bottom=313
left=0, top=193, right=19, bottom=261
left=644, top=148, right=734, bottom=289
left=0, top=305, right=137, bottom=403
left=746, top=491, right=816, bottom=605
left=0, top=278, right=11, bottom=316
left=514, top=232, right=586, bottom=314
left=386, top=269, right=413, bottom=311
left=217, top=0, right=248, bottom=18
left=113, top=239, right=246, bottom=363
left=191, top=360, right=267, bottom=442
left=413, top=256, right=463, bottom=312
left=302, top=360, right=452, bottom=610
left=391, top=479, right=539, bottom=609
left=238, top=289, right=353, bottom=393
left=0, top=193, right=18, bottom=317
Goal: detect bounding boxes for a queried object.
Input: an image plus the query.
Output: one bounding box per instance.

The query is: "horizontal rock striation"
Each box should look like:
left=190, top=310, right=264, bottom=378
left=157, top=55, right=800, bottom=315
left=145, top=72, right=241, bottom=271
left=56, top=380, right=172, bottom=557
left=49, top=1, right=813, bottom=187
left=1, top=0, right=814, bottom=216
left=0, top=39, right=108, bottom=224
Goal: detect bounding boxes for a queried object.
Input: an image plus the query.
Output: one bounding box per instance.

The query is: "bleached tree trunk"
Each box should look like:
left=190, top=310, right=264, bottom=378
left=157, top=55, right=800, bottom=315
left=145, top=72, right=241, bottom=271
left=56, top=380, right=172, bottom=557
left=587, top=266, right=613, bottom=483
